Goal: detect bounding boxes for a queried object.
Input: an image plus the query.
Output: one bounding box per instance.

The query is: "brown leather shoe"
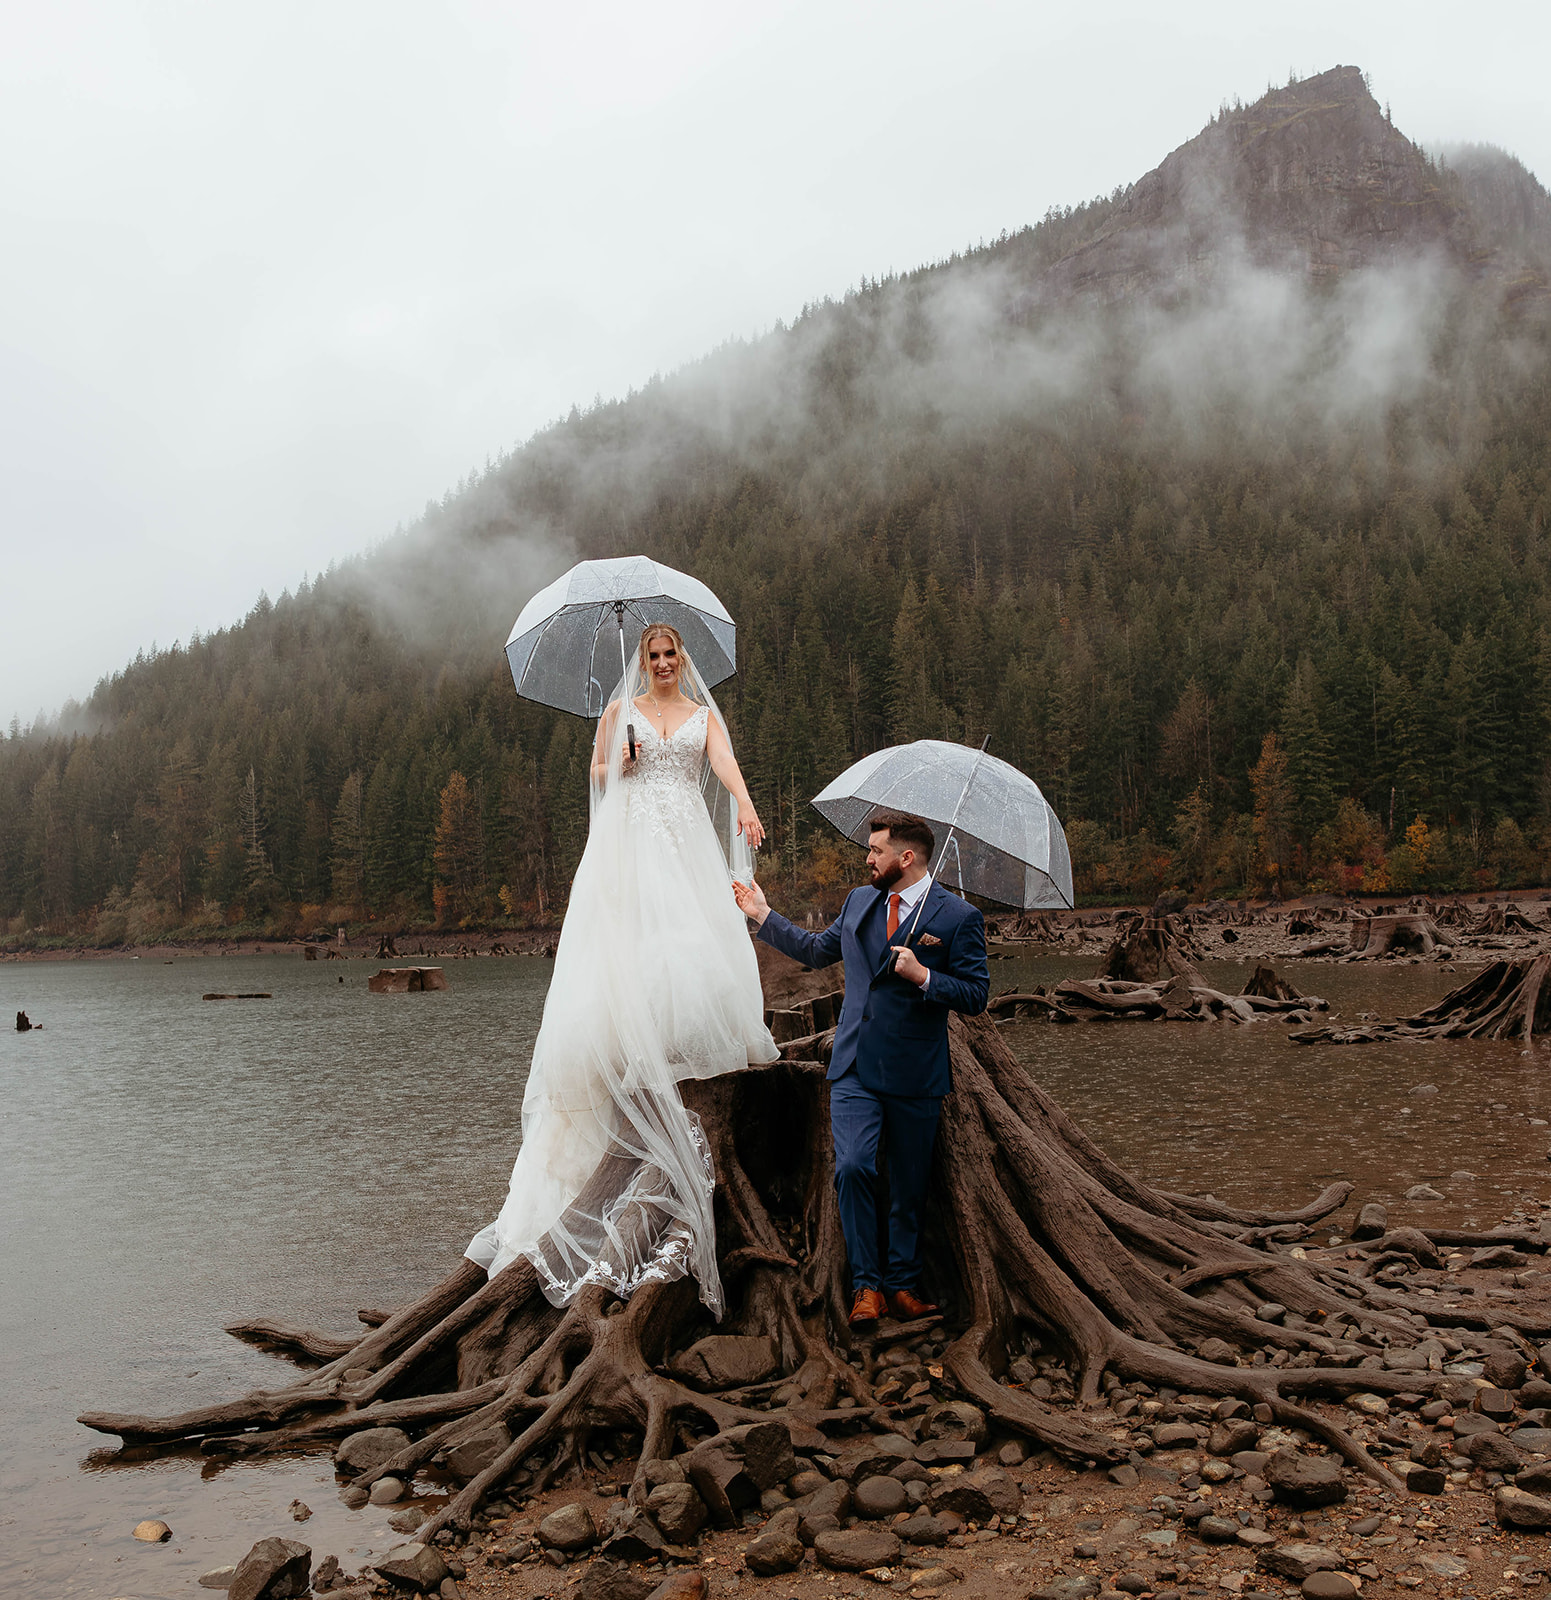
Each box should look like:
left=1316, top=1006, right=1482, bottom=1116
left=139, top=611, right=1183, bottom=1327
left=887, top=1287, right=940, bottom=1320
left=849, top=1287, right=887, bottom=1325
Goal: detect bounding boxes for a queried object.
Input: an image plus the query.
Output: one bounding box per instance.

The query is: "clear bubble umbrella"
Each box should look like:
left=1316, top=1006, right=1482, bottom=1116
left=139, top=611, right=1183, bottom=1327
left=812, top=738, right=1074, bottom=912
left=505, top=556, right=737, bottom=746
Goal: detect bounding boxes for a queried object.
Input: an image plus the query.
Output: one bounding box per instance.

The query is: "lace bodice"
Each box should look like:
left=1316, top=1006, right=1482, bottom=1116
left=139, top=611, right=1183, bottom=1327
left=625, top=704, right=709, bottom=845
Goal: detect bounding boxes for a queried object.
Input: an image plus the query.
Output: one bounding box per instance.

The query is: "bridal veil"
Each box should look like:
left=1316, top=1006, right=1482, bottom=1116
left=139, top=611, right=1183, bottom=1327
left=466, top=635, right=776, bottom=1316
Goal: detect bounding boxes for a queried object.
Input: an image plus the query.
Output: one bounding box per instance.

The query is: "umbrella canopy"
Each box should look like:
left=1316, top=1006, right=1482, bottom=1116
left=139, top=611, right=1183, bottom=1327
left=812, top=739, right=1074, bottom=910
left=505, top=555, right=737, bottom=717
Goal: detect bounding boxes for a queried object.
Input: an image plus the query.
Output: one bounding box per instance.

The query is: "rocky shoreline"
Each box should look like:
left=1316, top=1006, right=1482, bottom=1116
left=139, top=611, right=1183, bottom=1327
left=195, top=1221, right=1551, bottom=1600
left=988, top=894, right=1551, bottom=970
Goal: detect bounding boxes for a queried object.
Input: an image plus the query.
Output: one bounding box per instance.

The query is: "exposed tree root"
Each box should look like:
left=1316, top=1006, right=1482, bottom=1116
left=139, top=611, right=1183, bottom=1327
left=1292, top=956, right=1551, bottom=1045
left=78, top=955, right=1551, bottom=1553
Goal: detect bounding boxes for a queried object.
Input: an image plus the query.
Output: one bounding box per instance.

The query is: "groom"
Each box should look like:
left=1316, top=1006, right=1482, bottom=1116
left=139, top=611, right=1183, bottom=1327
left=734, top=811, right=988, bottom=1325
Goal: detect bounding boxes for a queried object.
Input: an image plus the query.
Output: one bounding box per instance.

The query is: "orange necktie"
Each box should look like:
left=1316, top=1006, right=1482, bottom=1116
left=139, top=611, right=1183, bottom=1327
left=887, top=893, right=902, bottom=939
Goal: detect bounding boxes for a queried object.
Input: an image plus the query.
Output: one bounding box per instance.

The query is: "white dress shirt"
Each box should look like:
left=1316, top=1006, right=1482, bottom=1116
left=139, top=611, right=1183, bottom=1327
left=886, top=872, right=934, bottom=990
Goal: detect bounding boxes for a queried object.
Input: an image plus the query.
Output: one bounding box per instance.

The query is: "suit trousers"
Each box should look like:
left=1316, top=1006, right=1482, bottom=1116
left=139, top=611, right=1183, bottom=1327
left=829, top=1068, right=943, bottom=1293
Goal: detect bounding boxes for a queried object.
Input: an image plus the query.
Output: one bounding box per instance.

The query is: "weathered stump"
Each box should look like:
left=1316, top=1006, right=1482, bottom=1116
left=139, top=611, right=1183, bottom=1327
left=1348, top=914, right=1444, bottom=958
left=1241, top=966, right=1305, bottom=1003
left=367, top=967, right=449, bottom=994
left=1100, top=914, right=1204, bottom=984
left=1473, top=904, right=1544, bottom=936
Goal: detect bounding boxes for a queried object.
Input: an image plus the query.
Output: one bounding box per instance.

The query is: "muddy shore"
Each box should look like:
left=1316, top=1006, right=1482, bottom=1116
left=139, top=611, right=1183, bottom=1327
left=226, top=1233, right=1551, bottom=1600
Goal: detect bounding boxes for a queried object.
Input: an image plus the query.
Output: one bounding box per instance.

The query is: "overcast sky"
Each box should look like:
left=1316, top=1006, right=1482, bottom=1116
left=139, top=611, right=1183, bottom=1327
left=3, top=0, right=1547, bottom=728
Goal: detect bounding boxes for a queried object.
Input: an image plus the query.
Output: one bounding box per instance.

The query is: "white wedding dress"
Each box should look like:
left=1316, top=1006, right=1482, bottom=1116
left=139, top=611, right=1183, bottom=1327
left=466, top=671, right=777, bottom=1317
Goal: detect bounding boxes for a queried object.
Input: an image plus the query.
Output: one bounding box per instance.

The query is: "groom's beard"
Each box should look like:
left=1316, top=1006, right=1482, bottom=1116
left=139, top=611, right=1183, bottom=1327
left=869, top=861, right=904, bottom=892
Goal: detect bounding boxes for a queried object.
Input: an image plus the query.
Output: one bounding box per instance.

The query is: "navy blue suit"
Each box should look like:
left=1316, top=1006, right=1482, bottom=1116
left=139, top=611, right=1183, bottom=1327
left=758, top=880, right=989, bottom=1293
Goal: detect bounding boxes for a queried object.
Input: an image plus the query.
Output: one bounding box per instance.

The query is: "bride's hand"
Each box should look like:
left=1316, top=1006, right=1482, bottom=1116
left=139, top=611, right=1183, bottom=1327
left=738, top=805, right=764, bottom=851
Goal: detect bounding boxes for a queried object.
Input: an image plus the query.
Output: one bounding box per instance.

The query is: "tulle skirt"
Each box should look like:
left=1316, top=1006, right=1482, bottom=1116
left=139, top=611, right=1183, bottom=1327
left=466, top=772, right=777, bottom=1314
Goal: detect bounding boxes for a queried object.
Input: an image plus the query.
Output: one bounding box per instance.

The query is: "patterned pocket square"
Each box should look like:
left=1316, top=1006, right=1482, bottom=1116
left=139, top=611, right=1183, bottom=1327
left=917, top=933, right=943, bottom=947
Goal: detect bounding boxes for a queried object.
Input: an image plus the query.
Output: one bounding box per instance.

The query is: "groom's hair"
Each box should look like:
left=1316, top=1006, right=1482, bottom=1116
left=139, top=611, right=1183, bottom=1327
left=869, top=811, right=935, bottom=864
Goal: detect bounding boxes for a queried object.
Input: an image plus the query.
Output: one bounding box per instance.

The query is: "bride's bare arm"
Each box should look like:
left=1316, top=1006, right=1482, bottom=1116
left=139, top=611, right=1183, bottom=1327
left=705, top=717, right=765, bottom=851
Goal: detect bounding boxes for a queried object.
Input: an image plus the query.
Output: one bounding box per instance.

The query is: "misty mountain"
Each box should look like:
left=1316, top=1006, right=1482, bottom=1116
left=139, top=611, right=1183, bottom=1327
left=4, top=65, right=1550, bottom=936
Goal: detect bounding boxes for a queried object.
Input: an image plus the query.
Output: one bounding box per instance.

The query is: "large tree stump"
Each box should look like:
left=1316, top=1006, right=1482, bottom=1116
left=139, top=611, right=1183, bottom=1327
left=77, top=948, right=1551, bottom=1551
left=1240, top=965, right=1305, bottom=1003
left=1347, top=914, right=1445, bottom=958
left=1471, top=903, right=1544, bottom=936
left=1099, top=913, right=1204, bottom=983
left=990, top=911, right=1068, bottom=943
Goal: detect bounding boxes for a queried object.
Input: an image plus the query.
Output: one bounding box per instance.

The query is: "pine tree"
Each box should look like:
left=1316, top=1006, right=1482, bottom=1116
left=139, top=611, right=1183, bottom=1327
left=432, top=771, right=486, bottom=926
left=329, top=772, right=365, bottom=911
left=26, top=763, right=70, bottom=924
left=240, top=767, right=277, bottom=910
left=149, top=745, right=204, bottom=915
left=1281, top=655, right=1335, bottom=860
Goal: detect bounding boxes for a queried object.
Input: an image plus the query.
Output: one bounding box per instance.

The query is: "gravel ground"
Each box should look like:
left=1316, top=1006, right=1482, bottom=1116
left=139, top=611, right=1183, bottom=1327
left=309, top=1245, right=1551, bottom=1600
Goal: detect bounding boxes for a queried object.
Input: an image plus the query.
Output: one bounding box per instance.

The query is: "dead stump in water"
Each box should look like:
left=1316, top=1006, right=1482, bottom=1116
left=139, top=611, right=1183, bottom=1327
left=367, top=967, right=449, bottom=994
left=1241, top=965, right=1306, bottom=1003
left=1100, top=913, right=1204, bottom=984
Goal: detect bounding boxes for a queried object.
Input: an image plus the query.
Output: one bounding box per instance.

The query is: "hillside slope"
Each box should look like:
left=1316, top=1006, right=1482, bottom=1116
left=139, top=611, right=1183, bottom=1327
left=3, top=67, right=1550, bottom=938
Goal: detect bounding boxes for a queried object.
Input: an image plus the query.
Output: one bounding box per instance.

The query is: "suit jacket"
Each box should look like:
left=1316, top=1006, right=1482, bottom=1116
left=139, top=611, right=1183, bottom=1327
left=757, top=879, right=988, bottom=1098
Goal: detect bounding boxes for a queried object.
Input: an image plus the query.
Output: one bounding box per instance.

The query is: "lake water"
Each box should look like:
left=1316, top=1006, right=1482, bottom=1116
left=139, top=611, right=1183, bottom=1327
left=4, top=949, right=1551, bottom=1597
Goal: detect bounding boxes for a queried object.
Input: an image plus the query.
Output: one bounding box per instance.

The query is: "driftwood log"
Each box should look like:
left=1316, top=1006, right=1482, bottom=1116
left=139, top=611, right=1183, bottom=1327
left=987, top=923, right=1322, bottom=1026
left=76, top=947, right=1551, bottom=1553
left=986, top=972, right=1322, bottom=1026
left=1293, top=956, right=1551, bottom=1046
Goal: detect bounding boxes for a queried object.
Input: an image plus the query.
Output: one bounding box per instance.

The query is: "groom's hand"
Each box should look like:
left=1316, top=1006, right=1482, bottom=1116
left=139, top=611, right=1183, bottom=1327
left=733, top=876, right=770, bottom=926
left=891, top=945, right=929, bottom=987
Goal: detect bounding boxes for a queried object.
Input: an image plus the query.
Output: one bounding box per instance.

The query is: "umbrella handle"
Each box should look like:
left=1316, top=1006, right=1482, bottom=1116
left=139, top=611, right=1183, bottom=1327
left=617, top=610, right=636, bottom=763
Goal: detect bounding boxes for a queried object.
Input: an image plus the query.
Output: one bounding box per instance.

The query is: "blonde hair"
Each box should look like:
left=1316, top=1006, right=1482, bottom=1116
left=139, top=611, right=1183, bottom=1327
left=638, top=623, right=686, bottom=678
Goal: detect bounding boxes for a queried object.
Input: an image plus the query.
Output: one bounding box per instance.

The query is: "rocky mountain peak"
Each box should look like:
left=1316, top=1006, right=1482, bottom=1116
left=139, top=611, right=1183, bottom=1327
left=1044, top=65, right=1515, bottom=300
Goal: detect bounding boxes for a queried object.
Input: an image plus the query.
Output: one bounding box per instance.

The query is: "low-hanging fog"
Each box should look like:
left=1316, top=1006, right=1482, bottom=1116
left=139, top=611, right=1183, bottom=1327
left=4, top=1, right=1550, bottom=726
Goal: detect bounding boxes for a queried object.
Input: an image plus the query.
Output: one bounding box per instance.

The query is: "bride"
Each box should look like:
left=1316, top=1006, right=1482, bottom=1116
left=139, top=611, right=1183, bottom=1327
left=465, top=624, right=777, bottom=1316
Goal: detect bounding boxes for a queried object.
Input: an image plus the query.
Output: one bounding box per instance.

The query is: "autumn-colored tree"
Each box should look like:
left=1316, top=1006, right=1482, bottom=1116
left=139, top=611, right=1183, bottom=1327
left=1249, top=732, right=1294, bottom=896
left=1171, top=781, right=1214, bottom=892
left=433, top=771, right=486, bottom=926
left=1309, top=797, right=1385, bottom=893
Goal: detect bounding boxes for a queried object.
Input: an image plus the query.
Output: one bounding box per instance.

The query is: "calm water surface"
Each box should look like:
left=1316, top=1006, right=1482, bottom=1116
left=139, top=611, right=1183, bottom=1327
left=4, top=948, right=1551, bottom=1597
